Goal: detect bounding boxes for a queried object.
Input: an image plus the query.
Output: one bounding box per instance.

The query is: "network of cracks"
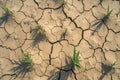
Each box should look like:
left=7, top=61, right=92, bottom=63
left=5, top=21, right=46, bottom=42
left=0, top=0, right=120, bottom=80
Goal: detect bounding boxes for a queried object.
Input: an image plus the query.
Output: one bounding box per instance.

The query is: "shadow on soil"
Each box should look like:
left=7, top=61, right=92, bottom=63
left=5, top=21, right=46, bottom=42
left=9, top=60, right=31, bottom=80
left=48, top=58, right=74, bottom=80
left=91, top=15, right=109, bottom=35
left=59, top=29, right=67, bottom=40
left=30, top=26, right=46, bottom=47
left=0, top=14, right=10, bottom=26
left=0, top=58, right=31, bottom=80
left=98, top=63, right=113, bottom=80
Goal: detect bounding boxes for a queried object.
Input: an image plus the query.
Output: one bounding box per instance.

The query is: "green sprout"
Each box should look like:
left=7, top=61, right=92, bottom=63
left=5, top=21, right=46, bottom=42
left=106, top=5, right=113, bottom=18
left=1, top=6, right=10, bottom=15
left=21, top=52, right=33, bottom=69
left=110, top=61, right=120, bottom=71
left=91, top=6, right=113, bottom=35
left=70, top=48, right=82, bottom=70
left=0, top=6, right=11, bottom=26
left=38, top=25, right=45, bottom=34
left=10, top=52, right=33, bottom=80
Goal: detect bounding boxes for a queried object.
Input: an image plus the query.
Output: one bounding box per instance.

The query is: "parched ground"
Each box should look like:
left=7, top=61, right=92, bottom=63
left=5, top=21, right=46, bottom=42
left=0, top=0, right=120, bottom=80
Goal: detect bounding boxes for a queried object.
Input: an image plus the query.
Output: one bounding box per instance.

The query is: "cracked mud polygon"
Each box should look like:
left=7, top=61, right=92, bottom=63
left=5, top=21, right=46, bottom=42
left=0, top=0, right=120, bottom=80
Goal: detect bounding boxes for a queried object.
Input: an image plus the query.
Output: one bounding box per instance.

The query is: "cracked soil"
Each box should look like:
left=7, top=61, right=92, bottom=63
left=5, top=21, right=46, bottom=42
left=0, top=0, right=120, bottom=80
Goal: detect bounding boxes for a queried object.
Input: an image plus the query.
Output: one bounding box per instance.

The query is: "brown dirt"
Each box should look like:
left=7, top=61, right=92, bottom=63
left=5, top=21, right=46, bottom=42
left=0, top=0, right=120, bottom=80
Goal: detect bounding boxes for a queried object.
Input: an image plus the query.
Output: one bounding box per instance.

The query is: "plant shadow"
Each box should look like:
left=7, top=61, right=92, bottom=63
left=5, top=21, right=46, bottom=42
left=10, top=60, right=31, bottom=80
left=60, top=29, right=67, bottom=40
left=98, top=63, right=113, bottom=80
left=53, top=0, right=64, bottom=3
left=0, top=14, right=10, bottom=26
left=30, top=26, right=46, bottom=47
left=48, top=58, right=74, bottom=80
left=99, top=0, right=103, bottom=4
left=2, top=57, right=32, bottom=80
left=91, top=15, right=109, bottom=35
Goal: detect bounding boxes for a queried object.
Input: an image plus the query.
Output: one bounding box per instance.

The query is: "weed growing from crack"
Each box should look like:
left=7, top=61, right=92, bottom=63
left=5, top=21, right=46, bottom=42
left=31, top=25, right=46, bottom=47
left=21, top=52, right=33, bottom=69
left=48, top=48, right=83, bottom=80
left=0, top=5, right=11, bottom=26
left=69, top=47, right=83, bottom=70
left=38, top=25, right=45, bottom=34
left=1, top=6, right=10, bottom=15
left=10, top=52, right=33, bottom=80
left=91, top=6, right=113, bottom=35
left=106, top=6, right=113, bottom=18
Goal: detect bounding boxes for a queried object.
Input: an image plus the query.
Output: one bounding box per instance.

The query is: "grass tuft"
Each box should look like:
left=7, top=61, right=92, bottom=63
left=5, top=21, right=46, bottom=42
left=1, top=6, right=10, bottom=15
left=106, top=5, right=113, bottom=18
left=21, top=52, right=33, bottom=69
left=70, top=47, right=82, bottom=70
left=0, top=6, right=11, bottom=26
left=10, top=52, right=33, bottom=80
left=91, top=6, right=113, bottom=35
left=38, top=25, right=45, bottom=34
left=31, top=25, right=46, bottom=47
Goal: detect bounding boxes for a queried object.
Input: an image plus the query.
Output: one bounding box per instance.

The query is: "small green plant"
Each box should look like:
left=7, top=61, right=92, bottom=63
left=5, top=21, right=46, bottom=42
left=38, top=25, right=45, bottom=34
left=21, top=52, right=33, bottom=69
left=69, top=48, right=82, bottom=70
left=110, top=61, right=120, bottom=70
left=106, top=6, right=113, bottom=18
left=91, top=6, right=113, bottom=35
left=1, top=6, right=10, bottom=15
left=0, top=6, right=11, bottom=26
left=10, top=52, right=33, bottom=79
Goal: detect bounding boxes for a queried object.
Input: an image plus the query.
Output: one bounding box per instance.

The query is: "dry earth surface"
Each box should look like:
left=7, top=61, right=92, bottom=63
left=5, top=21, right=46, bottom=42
left=0, top=0, right=120, bottom=80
